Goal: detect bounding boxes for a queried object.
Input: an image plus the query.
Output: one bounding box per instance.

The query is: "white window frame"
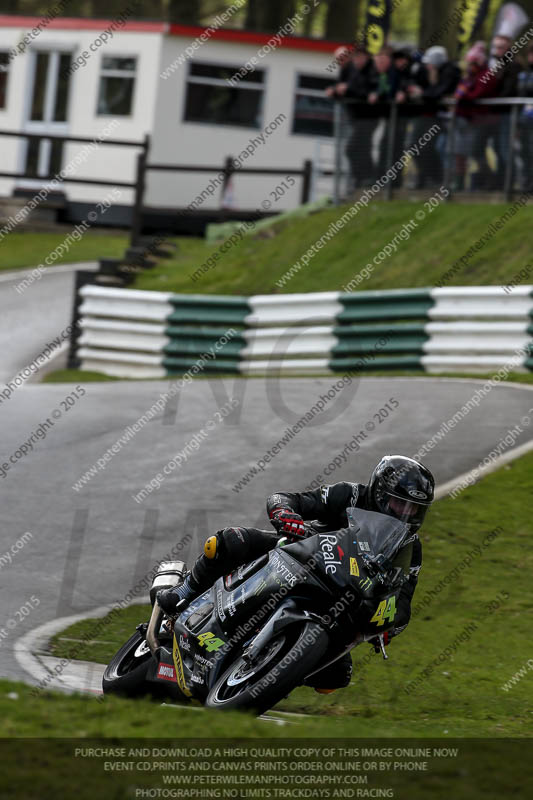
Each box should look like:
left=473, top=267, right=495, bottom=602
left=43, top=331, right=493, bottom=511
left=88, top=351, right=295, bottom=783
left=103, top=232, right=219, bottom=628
left=183, top=60, right=266, bottom=130
left=96, top=54, right=138, bottom=118
left=292, top=71, right=335, bottom=139
left=0, top=51, right=11, bottom=110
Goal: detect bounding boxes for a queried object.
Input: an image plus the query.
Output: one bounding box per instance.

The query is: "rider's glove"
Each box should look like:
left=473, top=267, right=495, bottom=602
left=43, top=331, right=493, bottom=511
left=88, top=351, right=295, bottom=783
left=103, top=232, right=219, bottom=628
left=369, top=631, right=392, bottom=653
left=269, top=508, right=306, bottom=540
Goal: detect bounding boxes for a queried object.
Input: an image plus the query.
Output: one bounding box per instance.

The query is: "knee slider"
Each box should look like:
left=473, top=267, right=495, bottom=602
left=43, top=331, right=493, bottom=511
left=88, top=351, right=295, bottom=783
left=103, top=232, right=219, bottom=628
left=204, top=536, right=218, bottom=559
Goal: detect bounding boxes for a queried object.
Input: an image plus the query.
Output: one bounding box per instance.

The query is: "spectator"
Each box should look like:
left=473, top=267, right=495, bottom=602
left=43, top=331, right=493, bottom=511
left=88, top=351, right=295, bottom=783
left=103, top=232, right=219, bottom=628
left=518, top=42, right=533, bottom=190
left=490, top=35, right=521, bottom=95
left=368, top=45, right=410, bottom=184
left=325, top=46, right=356, bottom=98
left=343, top=44, right=377, bottom=189
left=489, top=34, right=523, bottom=189
left=393, top=46, right=413, bottom=103
left=453, top=41, right=500, bottom=191
left=407, top=46, right=461, bottom=187
left=368, top=45, right=407, bottom=104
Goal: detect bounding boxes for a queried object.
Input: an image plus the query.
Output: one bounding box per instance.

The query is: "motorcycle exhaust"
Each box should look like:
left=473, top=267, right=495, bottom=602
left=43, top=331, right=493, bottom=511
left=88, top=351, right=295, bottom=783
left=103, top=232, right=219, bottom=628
left=146, top=600, right=164, bottom=656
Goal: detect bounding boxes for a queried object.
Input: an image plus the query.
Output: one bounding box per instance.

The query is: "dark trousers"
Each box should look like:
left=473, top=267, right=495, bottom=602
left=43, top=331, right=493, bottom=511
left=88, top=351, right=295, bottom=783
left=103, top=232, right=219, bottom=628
left=189, top=526, right=352, bottom=690
left=346, top=117, right=375, bottom=187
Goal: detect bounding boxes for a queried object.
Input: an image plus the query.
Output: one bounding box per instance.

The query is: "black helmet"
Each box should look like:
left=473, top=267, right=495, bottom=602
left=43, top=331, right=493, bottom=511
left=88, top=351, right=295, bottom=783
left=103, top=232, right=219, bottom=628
left=368, top=455, right=434, bottom=533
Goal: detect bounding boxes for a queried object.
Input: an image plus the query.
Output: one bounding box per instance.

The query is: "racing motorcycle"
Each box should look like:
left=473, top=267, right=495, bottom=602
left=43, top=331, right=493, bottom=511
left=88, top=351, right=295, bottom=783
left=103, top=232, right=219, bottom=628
left=102, top=508, right=413, bottom=714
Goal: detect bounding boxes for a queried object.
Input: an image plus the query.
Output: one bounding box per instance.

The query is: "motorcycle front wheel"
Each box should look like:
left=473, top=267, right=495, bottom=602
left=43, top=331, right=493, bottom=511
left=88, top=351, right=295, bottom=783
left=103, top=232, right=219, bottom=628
left=102, top=630, right=154, bottom=697
left=205, top=621, right=329, bottom=715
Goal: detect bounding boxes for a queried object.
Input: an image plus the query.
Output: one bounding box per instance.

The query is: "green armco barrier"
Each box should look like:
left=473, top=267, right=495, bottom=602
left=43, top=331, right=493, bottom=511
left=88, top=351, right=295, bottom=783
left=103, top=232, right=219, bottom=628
left=167, top=294, right=251, bottom=326
left=333, top=322, right=428, bottom=354
left=330, top=354, right=425, bottom=372
left=163, top=356, right=241, bottom=374
left=338, top=289, right=434, bottom=323
left=164, top=334, right=245, bottom=358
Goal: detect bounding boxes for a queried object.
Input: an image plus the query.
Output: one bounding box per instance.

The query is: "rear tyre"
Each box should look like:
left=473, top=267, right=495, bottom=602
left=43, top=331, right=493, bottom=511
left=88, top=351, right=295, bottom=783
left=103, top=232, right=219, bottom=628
left=102, top=631, right=153, bottom=697
left=205, top=621, right=329, bottom=715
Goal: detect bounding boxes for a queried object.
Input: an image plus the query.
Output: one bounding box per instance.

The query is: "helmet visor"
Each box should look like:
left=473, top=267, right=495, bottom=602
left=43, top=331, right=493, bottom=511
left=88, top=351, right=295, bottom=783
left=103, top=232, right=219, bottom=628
left=377, top=491, right=429, bottom=530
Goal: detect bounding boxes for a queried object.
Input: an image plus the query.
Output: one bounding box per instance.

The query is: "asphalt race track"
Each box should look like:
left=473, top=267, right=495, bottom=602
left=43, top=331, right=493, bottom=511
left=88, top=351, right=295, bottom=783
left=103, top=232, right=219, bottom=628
left=1, top=371, right=533, bottom=684
left=0, top=265, right=96, bottom=383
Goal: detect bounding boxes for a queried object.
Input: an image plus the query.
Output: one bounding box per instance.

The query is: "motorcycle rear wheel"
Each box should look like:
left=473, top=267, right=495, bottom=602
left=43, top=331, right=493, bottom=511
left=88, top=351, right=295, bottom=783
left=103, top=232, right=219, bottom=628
left=205, top=621, right=329, bottom=715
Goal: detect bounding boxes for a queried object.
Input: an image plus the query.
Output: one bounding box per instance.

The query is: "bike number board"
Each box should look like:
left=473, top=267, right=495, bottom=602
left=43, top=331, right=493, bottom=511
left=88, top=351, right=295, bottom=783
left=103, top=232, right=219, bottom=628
left=370, top=595, right=397, bottom=627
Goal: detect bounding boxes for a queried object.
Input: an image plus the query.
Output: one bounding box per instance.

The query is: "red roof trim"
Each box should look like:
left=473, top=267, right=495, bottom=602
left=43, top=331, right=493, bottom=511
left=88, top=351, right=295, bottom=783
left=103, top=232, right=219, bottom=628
left=0, top=15, right=166, bottom=33
left=168, top=23, right=343, bottom=52
left=0, top=15, right=343, bottom=52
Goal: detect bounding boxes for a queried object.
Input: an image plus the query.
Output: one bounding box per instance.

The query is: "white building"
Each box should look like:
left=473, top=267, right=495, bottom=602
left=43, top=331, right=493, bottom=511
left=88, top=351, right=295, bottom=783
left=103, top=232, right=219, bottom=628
left=0, top=14, right=342, bottom=230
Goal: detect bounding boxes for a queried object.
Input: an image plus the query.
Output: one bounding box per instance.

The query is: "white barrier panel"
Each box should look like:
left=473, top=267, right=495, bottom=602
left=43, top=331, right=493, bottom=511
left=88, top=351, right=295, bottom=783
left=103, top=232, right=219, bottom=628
left=242, top=326, right=336, bottom=359
left=78, top=347, right=166, bottom=379
left=79, top=319, right=169, bottom=353
left=422, top=354, right=528, bottom=373
left=424, top=322, right=531, bottom=354
left=240, top=358, right=331, bottom=375
left=247, top=292, right=342, bottom=327
left=79, top=285, right=173, bottom=323
left=430, top=287, right=533, bottom=320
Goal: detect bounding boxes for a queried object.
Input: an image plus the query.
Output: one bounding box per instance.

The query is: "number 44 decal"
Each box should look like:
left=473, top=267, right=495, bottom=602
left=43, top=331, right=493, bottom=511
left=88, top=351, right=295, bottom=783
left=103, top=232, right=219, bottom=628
left=197, top=632, right=225, bottom=652
left=370, top=596, right=397, bottom=627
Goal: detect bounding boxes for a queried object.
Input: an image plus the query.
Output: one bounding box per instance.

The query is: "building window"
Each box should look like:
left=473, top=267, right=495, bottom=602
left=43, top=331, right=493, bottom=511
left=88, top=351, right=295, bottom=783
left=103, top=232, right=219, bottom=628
left=293, top=74, right=334, bottom=137
left=97, top=56, right=136, bottom=116
left=0, top=53, right=10, bottom=109
left=184, top=62, right=264, bottom=129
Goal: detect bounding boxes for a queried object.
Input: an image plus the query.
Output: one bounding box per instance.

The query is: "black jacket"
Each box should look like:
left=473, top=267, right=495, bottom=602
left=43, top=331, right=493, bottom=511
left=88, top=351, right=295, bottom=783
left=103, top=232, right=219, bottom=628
left=346, top=59, right=377, bottom=102
left=413, top=61, right=461, bottom=104
left=267, top=481, right=422, bottom=635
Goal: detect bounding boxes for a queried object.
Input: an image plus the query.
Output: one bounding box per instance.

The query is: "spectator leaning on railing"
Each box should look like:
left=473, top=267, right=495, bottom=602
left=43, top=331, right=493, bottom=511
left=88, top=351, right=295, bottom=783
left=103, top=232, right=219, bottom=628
left=518, top=42, right=533, bottom=190
left=488, top=34, right=522, bottom=189
left=453, top=42, right=501, bottom=191
left=325, top=46, right=357, bottom=98
left=367, top=45, right=411, bottom=186
left=407, top=46, right=461, bottom=188
left=342, top=44, right=377, bottom=190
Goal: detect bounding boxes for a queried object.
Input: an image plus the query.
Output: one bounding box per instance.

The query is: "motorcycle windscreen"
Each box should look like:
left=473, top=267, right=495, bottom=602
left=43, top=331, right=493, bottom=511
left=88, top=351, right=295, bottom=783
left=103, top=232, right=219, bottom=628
left=346, top=507, right=410, bottom=569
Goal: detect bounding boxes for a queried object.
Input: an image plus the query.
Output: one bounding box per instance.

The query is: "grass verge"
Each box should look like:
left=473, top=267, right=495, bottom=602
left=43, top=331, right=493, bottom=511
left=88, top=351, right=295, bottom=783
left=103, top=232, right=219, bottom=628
left=42, top=369, right=533, bottom=385
left=42, top=369, right=120, bottom=383
left=0, top=231, right=128, bottom=271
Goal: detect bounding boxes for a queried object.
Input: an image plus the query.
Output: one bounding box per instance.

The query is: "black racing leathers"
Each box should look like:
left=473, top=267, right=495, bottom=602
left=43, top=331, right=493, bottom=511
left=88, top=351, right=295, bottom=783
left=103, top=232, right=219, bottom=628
left=267, top=481, right=422, bottom=636
left=183, top=481, right=422, bottom=690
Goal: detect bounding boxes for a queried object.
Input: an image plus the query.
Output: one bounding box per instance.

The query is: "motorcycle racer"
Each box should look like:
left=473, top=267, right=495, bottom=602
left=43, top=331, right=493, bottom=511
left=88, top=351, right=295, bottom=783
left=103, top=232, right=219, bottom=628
left=158, top=455, right=434, bottom=692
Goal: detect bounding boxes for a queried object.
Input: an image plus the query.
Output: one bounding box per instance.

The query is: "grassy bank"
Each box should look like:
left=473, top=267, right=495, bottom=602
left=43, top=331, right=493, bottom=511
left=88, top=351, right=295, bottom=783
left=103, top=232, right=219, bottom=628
left=3, top=202, right=531, bottom=292
left=40, top=450, right=533, bottom=738
left=0, top=231, right=128, bottom=272
left=132, top=202, right=532, bottom=295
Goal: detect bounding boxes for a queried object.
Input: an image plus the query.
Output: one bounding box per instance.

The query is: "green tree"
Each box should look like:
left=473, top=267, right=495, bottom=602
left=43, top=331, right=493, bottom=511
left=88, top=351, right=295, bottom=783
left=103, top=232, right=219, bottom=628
left=419, top=0, right=458, bottom=53
left=245, top=0, right=298, bottom=31
left=325, top=0, right=361, bottom=39
left=168, top=0, right=202, bottom=24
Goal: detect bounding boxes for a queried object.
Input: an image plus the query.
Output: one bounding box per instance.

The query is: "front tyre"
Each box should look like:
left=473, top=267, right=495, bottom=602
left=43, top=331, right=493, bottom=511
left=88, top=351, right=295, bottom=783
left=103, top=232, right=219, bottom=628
left=102, top=630, right=153, bottom=697
left=205, top=622, right=329, bottom=715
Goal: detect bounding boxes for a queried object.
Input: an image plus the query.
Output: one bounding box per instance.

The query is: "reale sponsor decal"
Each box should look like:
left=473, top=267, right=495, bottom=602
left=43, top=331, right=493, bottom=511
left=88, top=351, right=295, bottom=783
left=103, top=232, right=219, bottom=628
left=319, top=534, right=343, bottom=575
